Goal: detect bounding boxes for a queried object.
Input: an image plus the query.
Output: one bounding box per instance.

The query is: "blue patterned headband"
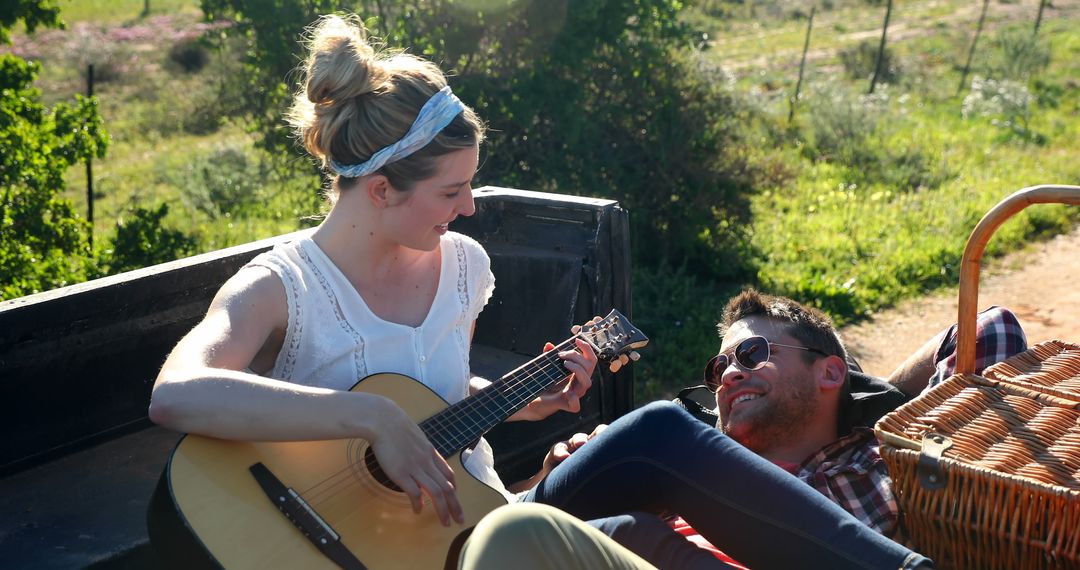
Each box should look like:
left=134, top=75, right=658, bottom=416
left=329, top=85, right=466, bottom=178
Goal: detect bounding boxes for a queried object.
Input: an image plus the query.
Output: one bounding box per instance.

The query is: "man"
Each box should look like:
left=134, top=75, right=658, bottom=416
left=460, top=289, right=1025, bottom=569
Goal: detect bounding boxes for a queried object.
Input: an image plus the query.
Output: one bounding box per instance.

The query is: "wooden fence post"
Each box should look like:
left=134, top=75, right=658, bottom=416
left=957, top=0, right=990, bottom=97
left=86, top=64, right=94, bottom=248
left=868, top=0, right=893, bottom=95
left=1034, top=0, right=1048, bottom=36
left=789, top=6, right=816, bottom=124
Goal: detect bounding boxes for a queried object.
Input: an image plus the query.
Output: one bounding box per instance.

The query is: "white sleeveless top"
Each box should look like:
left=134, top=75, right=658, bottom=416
left=245, top=231, right=513, bottom=501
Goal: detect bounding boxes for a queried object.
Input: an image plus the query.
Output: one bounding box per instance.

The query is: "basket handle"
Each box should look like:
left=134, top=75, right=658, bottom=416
left=956, top=184, right=1080, bottom=374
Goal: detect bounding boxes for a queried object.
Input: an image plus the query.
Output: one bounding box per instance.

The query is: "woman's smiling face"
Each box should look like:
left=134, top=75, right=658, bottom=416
left=384, top=143, right=479, bottom=251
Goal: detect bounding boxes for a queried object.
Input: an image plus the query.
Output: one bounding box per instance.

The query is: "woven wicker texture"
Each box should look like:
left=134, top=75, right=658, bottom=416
left=876, top=342, right=1080, bottom=570
left=982, top=340, right=1080, bottom=398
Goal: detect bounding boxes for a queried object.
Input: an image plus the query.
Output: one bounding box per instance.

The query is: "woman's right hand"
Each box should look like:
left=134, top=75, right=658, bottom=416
left=368, top=398, right=464, bottom=527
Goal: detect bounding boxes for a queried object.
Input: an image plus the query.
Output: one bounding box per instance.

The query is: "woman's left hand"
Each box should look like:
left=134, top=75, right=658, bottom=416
left=513, top=325, right=599, bottom=420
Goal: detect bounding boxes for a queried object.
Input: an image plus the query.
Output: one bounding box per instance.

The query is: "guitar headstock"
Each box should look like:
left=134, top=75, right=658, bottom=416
left=579, top=309, right=650, bottom=362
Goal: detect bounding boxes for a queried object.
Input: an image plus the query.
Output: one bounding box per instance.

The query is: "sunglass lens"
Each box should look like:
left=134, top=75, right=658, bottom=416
left=704, top=354, right=728, bottom=391
left=735, top=337, right=769, bottom=370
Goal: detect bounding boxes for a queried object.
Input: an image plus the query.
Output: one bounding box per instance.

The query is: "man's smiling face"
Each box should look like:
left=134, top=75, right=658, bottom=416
left=713, top=316, right=822, bottom=454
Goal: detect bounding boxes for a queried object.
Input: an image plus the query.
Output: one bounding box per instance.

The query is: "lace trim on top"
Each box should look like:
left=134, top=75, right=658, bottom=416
left=297, top=243, right=367, bottom=380
left=247, top=256, right=302, bottom=380
left=454, top=235, right=472, bottom=373
left=456, top=238, right=471, bottom=313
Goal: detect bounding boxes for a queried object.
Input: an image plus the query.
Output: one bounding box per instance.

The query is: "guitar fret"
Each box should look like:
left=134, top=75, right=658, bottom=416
left=420, top=343, right=577, bottom=457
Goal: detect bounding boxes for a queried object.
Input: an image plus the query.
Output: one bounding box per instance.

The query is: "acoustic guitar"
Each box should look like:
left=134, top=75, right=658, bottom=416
left=148, top=309, right=648, bottom=569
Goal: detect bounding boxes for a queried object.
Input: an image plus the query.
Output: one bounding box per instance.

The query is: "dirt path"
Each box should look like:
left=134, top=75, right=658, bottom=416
left=841, top=225, right=1080, bottom=377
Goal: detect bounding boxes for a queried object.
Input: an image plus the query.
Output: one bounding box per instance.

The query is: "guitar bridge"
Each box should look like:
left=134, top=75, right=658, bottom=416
left=249, top=462, right=367, bottom=570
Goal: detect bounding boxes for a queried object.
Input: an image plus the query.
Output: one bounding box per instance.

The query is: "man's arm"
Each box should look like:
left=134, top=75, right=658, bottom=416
left=884, top=329, right=947, bottom=397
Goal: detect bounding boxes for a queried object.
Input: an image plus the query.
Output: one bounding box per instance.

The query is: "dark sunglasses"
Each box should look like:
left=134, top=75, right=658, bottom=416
left=702, top=336, right=828, bottom=392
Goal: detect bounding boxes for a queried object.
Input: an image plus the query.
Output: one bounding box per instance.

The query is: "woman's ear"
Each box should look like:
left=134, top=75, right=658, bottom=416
left=817, top=355, right=847, bottom=391
left=364, top=175, right=392, bottom=208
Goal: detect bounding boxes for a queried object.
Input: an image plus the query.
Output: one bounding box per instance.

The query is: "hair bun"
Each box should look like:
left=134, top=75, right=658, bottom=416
left=304, top=15, right=389, bottom=106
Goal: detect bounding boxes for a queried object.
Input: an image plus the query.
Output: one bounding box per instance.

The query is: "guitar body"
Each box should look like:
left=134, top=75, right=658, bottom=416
left=151, top=373, right=508, bottom=570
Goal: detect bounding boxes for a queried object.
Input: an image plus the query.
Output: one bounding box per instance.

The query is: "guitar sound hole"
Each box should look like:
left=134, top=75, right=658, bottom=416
left=364, top=447, right=403, bottom=492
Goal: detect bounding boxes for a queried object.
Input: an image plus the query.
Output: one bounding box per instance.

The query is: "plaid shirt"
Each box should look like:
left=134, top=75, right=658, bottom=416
left=794, top=427, right=900, bottom=538
left=672, top=306, right=1028, bottom=557
left=928, top=305, right=1027, bottom=388
left=798, top=306, right=1028, bottom=541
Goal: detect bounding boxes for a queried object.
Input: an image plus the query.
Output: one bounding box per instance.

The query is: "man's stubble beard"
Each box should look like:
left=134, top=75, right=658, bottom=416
left=721, top=372, right=820, bottom=455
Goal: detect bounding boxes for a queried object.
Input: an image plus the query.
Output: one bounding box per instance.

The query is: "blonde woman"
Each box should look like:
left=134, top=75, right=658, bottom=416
left=149, top=14, right=597, bottom=528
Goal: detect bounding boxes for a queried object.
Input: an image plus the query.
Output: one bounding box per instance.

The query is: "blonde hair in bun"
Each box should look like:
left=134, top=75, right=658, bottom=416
left=288, top=14, right=484, bottom=192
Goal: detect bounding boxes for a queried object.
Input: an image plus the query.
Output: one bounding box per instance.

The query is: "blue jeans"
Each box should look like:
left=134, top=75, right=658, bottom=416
left=524, top=401, right=930, bottom=570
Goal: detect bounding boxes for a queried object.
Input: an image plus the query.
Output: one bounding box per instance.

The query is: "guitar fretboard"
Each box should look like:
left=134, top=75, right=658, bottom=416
left=418, top=337, right=580, bottom=457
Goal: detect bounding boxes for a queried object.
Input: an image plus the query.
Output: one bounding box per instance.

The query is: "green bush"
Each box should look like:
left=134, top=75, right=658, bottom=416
left=839, top=40, right=901, bottom=84
left=802, top=83, right=951, bottom=191
left=979, top=28, right=1050, bottom=81
left=632, top=263, right=740, bottom=403
left=167, top=36, right=209, bottom=73
left=0, top=52, right=108, bottom=299
left=168, top=144, right=267, bottom=220
left=106, top=203, right=197, bottom=274
left=961, top=76, right=1043, bottom=144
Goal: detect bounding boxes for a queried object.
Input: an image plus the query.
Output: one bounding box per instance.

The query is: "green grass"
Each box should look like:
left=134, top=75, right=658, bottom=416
left=53, top=0, right=201, bottom=24
left=749, top=16, right=1080, bottom=326
left=631, top=5, right=1080, bottom=403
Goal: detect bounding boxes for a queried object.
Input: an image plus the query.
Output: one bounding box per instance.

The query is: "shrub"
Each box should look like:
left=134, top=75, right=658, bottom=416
left=167, top=144, right=268, bottom=220
left=632, top=263, right=740, bottom=403
left=106, top=203, right=198, bottom=274
left=802, top=83, right=951, bottom=190
left=67, top=24, right=135, bottom=83
left=168, top=36, right=210, bottom=73
left=804, top=82, right=882, bottom=167
left=979, top=28, right=1050, bottom=81
left=0, top=53, right=108, bottom=300
left=962, top=76, right=1043, bottom=143
left=839, top=40, right=901, bottom=84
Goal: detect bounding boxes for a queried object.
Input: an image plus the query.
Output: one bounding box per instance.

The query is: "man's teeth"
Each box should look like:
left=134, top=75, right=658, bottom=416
left=733, top=394, right=760, bottom=405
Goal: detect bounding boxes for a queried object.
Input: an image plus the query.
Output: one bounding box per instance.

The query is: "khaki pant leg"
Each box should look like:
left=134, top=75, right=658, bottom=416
left=458, top=503, right=657, bottom=570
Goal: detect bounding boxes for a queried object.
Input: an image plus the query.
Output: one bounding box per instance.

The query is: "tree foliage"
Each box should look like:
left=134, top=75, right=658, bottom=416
left=200, top=0, right=761, bottom=281
left=107, top=204, right=197, bottom=274
left=0, top=0, right=62, bottom=44
left=0, top=5, right=109, bottom=299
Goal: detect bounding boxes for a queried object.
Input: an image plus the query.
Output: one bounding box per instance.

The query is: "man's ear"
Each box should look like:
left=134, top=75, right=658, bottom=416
left=364, top=175, right=392, bottom=208
left=817, top=355, right=847, bottom=391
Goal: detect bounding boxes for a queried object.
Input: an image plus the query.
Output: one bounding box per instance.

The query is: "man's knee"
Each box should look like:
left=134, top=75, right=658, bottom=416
left=632, top=400, right=699, bottom=429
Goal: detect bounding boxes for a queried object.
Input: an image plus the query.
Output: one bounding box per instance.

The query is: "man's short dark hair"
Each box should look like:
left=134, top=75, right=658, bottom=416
left=719, top=289, right=847, bottom=362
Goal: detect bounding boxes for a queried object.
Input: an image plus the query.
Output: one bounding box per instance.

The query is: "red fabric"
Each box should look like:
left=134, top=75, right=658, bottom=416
left=665, top=461, right=795, bottom=569
left=668, top=516, right=749, bottom=570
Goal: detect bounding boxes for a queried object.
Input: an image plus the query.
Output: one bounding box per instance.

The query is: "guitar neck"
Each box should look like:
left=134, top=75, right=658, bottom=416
left=418, top=336, right=584, bottom=458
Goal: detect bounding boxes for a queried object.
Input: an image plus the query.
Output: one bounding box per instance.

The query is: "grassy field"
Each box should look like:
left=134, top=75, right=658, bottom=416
left=9, top=0, right=1079, bottom=402
left=13, top=2, right=321, bottom=254
left=52, top=0, right=201, bottom=23
left=638, top=0, right=1080, bottom=398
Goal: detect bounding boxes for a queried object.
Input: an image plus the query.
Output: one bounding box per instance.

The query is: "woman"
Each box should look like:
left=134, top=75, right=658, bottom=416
left=148, top=13, right=598, bottom=529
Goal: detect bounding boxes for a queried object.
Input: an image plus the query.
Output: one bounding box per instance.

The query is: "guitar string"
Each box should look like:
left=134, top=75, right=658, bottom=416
left=299, top=332, right=603, bottom=508
left=304, top=326, right=622, bottom=507
left=299, top=346, right=575, bottom=508
left=299, top=338, right=581, bottom=507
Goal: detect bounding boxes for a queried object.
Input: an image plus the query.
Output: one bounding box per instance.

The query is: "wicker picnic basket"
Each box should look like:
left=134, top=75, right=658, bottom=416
left=874, top=184, right=1080, bottom=570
